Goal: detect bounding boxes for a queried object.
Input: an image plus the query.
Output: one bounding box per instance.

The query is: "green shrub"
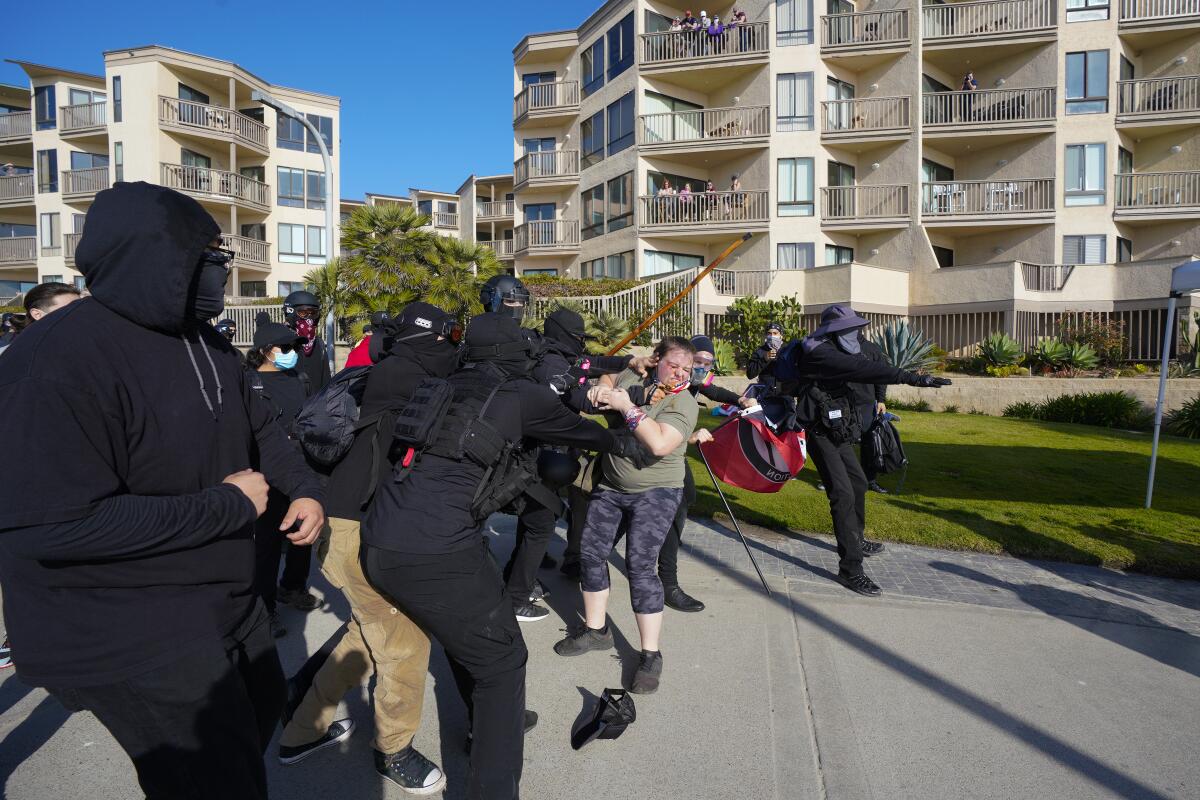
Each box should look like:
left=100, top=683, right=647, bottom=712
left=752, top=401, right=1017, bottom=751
left=712, top=339, right=736, bottom=375
left=587, top=310, right=633, bottom=355
left=1003, top=401, right=1040, bottom=419
left=0, top=305, right=23, bottom=314
left=1003, top=391, right=1148, bottom=429
left=1057, top=313, right=1127, bottom=369
left=1027, top=337, right=1070, bottom=373
left=889, top=398, right=932, bottom=412
left=1167, top=394, right=1200, bottom=439
left=716, top=295, right=804, bottom=367
left=1065, top=342, right=1099, bottom=372
left=523, top=275, right=642, bottom=298
left=977, top=332, right=1022, bottom=367
left=985, top=364, right=1026, bottom=378
left=942, top=404, right=960, bottom=414
left=872, top=320, right=939, bottom=372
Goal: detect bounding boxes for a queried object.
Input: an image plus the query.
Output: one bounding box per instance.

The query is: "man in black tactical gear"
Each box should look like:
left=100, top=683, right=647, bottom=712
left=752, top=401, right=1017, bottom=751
left=361, top=312, right=649, bottom=800
left=849, top=332, right=891, bottom=496
left=284, top=289, right=331, bottom=390
left=792, top=305, right=950, bottom=597
left=480, top=274, right=531, bottom=322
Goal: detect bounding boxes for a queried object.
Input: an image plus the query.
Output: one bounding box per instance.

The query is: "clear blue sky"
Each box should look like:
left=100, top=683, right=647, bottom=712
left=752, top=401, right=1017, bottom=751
left=1, top=0, right=598, bottom=199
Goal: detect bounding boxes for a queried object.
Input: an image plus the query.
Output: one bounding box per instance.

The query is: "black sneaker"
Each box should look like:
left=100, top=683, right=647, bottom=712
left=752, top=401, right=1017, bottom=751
left=663, top=585, right=705, bottom=613
left=465, top=710, right=539, bottom=753
left=528, top=579, right=549, bottom=603
left=269, top=611, right=287, bottom=639
left=630, top=651, right=663, bottom=695
left=559, top=560, right=581, bottom=580
left=0, top=637, right=12, bottom=670
left=514, top=602, right=549, bottom=623
left=374, top=745, right=445, bottom=795
left=867, top=481, right=889, bottom=494
left=837, top=572, right=882, bottom=597
left=278, top=719, right=354, bottom=765
left=277, top=586, right=320, bottom=612
left=553, top=625, right=614, bottom=656
left=861, top=539, right=886, bottom=556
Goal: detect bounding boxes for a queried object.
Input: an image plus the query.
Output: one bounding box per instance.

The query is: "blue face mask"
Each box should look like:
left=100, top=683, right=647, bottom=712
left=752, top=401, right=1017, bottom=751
left=691, top=365, right=711, bottom=384
left=273, top=349, right=299, bottom=370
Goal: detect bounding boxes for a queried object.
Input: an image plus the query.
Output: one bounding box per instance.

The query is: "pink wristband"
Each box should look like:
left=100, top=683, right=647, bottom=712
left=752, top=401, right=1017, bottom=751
left=624, top=407, right=647, bottom=431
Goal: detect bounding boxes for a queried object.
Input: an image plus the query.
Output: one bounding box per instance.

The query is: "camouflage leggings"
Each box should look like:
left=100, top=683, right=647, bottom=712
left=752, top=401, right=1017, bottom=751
left=580, top=487, right=684, bottom=614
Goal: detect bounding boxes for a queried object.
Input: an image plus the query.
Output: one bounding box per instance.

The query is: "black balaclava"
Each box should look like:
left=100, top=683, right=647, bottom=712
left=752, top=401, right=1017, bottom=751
left=191, top=259, right=229, bottom=321
left=543, top=308, right=588, bottom=358
left=387, top=301, right=459, bottom=377
left=465, top=313, right=538, bottom=377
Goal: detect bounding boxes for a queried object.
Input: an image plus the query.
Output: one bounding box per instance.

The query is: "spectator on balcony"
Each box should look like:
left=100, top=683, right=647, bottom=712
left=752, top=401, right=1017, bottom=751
left=707, top=15, right=726, bottom=54
left=679, top=183, right=694, bottom=222
left=960, top=72, right=979, bottom=121
left=1, top=163, right=15, bottom=177
left=702, top=180, right=718, bottom=220
left=728, top=174, right=745, bottom=219
left=730, top=7, right=750, bottom=50
left=657, top=179, right=677, bottom=223
left=682, top=10, right=698, bottom=28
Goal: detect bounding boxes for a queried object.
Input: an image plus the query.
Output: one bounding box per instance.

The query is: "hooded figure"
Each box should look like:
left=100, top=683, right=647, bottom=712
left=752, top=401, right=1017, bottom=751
left=0, top=182, right=325, bottom=799
left=543, top=308, right=590, bottom=359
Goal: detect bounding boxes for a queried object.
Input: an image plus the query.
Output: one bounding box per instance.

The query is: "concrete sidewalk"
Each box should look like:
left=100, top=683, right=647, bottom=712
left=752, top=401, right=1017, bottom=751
left=2, top=515, right=1198, bottom=799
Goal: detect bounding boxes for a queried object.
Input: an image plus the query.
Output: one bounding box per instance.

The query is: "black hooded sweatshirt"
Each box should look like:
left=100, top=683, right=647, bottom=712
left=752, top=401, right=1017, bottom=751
left=0, top=182, right=323, bottom=688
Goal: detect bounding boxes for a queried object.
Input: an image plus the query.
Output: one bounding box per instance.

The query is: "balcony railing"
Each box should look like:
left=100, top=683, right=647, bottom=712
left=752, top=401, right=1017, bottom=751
left=478, top=200, right=514, bottom=218
left=923, top=87, right=1056, bottom=126
left=480, top=239, right=515, bottom=257
left=0, top=174, right=34, bottom=204
left=159, top=163, right=271, bottom=211
left=63, top=232, right=83, bottom=263
left=921, top=178, right=1054, bottom=216
left=821, top=185, right=910, bottom=221
left=1119, top=0, right=1200, bottom=20
left=923, top=0, right=1056, bottom=40
left=1021, top=262, right=1075, bottom=292
left=1114, top=172, right=1200, bottom=209
left=221, top=234, right=271, bottom=267
left=513, top=81, right=580, bottom=121
left=433, top=212, right=459, bottom=229
left=640, top=105, right=770, bottom=145
left=62, top=167, right=111, bottom=198
left=0, top=111, right=31, bottom=140
left=514, top=220, right=580, bottom=252
left=711, top=269, right=776, bottom=297
left=641, top=22, right=770, bottom=64
left=0, top=237, right=36, bottom=264
left=158, top=96, right=270, bottom=151
left=60, top=102, right=107, bottom=132
left=514, top=150, right=580, bottom=185
left=1118, top=76, right=1200, bottom=117
left=821, top=97, right=911, bottom=134
left=640, top=190, right=770, bottom=226
left=821, top=10, right=909, bottom=49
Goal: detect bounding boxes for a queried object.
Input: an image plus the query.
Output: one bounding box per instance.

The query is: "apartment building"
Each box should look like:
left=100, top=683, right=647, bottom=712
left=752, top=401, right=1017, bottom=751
left=457, top=173, right=517, bottom=266
left=507, top=0, right=1200, bottom=355
left=0, top=46, right=339, bottom=301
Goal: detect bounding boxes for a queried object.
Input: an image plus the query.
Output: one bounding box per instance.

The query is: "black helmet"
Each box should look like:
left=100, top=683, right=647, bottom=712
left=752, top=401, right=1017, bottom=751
left=284, top=290, right=319, bottom=316
left=214, top=318, right=237, bottom=340
left=480, top=275, right=530, bottom=322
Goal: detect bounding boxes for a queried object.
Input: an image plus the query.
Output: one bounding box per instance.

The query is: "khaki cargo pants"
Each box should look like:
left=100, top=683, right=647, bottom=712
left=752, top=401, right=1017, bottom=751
left=279, top=517, right=431, bottom=754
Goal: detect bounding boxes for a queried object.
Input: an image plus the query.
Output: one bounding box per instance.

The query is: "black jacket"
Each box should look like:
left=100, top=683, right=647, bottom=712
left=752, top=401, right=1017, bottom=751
left=793, top=338, right=918, bottom=424
left=693, top=378, right=742, bottom=406
left=0, top=182, right=323, bottom=688
left=746, top=345, right=778, bottom=388
left=849, top=337, right=888, bottom=411
left=297, top=338, right=332, bottom=391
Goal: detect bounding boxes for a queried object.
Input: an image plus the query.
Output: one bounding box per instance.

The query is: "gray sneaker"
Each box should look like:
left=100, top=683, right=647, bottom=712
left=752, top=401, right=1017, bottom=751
left=553, top=626, right=614, bottom=657
left=630, top=651, right=663, bottom=695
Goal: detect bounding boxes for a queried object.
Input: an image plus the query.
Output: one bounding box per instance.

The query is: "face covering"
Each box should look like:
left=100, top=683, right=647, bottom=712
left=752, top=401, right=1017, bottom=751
left=766, top=334, right=783, bottom=350
left=691, top=365, right=711, bottom=385
left=273, top=349, right=299, bottom=370
left=191, top=262, right=228, bottom=321
left=835, top=331, right=863, bottom=355
left=293, top=317, right=317, bottom=356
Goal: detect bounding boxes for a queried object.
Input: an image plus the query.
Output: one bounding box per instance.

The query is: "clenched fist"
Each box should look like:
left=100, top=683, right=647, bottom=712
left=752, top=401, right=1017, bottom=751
left=223, top=469, right=269, bottom=517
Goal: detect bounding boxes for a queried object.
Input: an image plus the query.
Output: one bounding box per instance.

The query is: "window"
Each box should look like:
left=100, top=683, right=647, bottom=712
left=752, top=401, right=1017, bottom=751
left=0, top=223, right=36, bottom=237
left=1067, top=0, right=1109, bottom=21
left=607, top=13, right=635, bottom=80
left=36, top=149, right=58, bottom=193
left=34, top=85, right=56, bottom=130
left=40, top=275, right=63, bottom=285
left=1117, top=237, right=1132, bottom=262
left=278, top=223, right=305, bottom=263
left=240, top=281, right=267, bottom=298
left=524, top=203, right=555, bottom=222
left=39, top=213, right=61, bottom=253
left=777, top=0, right=814, bottom=45
left=72, top=214, right=86, bottom=234
left=306, top=171, right=326, bottom=210
left=1063, top=235, right=1106, bottom=264
left=69, top=88, right=105, bottom=107
left=777, top=242, right=816, bottom=269
left=778, top=158, right=815, bottom=216
left=277, top=114, right=305, bottom=150
left=581, top=257, right=605, bottom=279
left=1066, top=51, right=1109, bottom=114
left=278, top=281, right=307, bottom=297
left=437, top=200, right=457, bottom=214
left=181, top=148, right=211, bottom=169
left=647, top=170, right=705, bottom=194
left=308, top=226, right=327, bottom=264
left=607, top=172, right=633, bottom=232
left=306, top=114, right=334, bottom=155
left=73, top=275, right=86, bottom=291
left=607, top=250, right=634, bottom=279
left=1065, top=143, right=1106, bottom=206
left=112, top=76, right=122, bottom=122
left=522, top=72, right=555, bottom=87
left=582, top=39, right=605, bottom=97
left=522, top=268, right=558, bottom=276
left=114, top=142, right=124, bottom=182
left=644, top=250, right=704, bottom=277
left=178, top=83, right=210, bottom=104
left=241, top=223, right=266, bottom=240
left=70, top=151, right=108, bottom=170
left=826, top=244, right=854, bottom=265
left=777, top=73, right=815, bottom=131
left=606, top=92, right=635, bottom=156
left=582, top=184, right=605, bottom=240
left=581, top=111, right=605, bottom=168
left=241, top=165, right=265, bottom=183
left=641, top=92, right=702, bottom=143
left=932, top=245, right=954, bottom=268
left=278, top=167, right=305, bottom=207
left=240, top=107, right=265, bottom=123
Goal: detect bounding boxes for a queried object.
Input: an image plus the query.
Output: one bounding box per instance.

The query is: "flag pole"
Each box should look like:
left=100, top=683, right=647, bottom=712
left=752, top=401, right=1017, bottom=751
left=697, top=446, right=771, bottom=597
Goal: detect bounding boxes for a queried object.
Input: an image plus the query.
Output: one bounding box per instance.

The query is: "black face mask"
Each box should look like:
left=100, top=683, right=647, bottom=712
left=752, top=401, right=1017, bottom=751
left=191, top=248, right=233, bottom=321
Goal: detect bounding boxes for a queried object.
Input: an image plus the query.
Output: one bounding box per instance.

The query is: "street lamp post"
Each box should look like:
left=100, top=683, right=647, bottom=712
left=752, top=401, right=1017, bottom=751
left=251, top=89, right=337, bottom=377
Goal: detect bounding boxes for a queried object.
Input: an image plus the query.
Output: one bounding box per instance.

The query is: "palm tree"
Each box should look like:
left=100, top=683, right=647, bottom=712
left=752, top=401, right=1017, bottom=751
left=340, top=203, right=436, bottom=303
left=302, top=258, right=355, bottom=321
left=420, top=236, right=502, bottom=319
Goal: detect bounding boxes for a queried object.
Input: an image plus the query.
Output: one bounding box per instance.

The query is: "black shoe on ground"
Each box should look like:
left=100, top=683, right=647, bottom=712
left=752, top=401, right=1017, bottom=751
left=837, top=572, right=882, bottom=597
left=278, top=719, right=354, bottom=765
left=867, top=481, right=889, bottom=494
left=277, top=586, right=320, bottom=612
left=630, top=650, right=663, bottom=695
left=553, top=625, right=614, bottom=656
left=269, top=611, right=287, bottom=639
left=861, top=539, right=886, bottom=556
left=559, top=560, right=581, bottom=580
left=663, top=585, right=705, bottom=613
left=375, top=744, right=445, bottom=795
left=513, top=602, right=550, bottom=623
left=540, top=553, right=557, bottom=569
left=465, top=710, right=539, bottom=753
left=528, top=579, right=549, bottom=603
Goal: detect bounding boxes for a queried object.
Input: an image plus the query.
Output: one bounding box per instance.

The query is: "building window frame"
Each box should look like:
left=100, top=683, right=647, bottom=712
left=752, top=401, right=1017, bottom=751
left=582, top=183, right=605, bottom=240
left=1065, top=143, right=1106, bottom=206
left=1117, top=236, right=1133, bottom=263
left=113, top=142, right=124, bottom=182
left=607, top=13, right=635, bottom=80
left=777, top=0, right=815, bottom=46
left=582, top=38, right=605, bottom=98
left=307, top=226, right=327, bottom=265
left=278, top=223, right=306, bottom=263
left=644, top=249, right=704, bottom=277
left=825, top=244, right=854, bottom=265
left=777, top=242, right=815, bottom=269
left=305, top=114, right=334, bottom=155
left=306, top=170, right=326, bottom=210
left=776, top=72, right=815, bottom=132
left=606, top=92, right=635, bottom=156
left=39, top=212, right=61, bottom=254
left=1063, top=234, right=1106, bottom=265
left=277, top=114, right=305, bottom=151
left=36, top=149, right=58, bottom=193
left=1066, top=0, right=1109, bottom=21
left=1066, top=50, right=1109, bottom=114
left=607, top=171, right=633, bottom=232
left=34, top=85, right=56, bottom=130
left=582, top=111, right=605, bottom=168
left=277, top=167, right=305, bottom=208
left=607, top=250, right=634, bottom=279
left=112, top=76, right=122, bottom=122
left=778, top=157, right=815, bottom=216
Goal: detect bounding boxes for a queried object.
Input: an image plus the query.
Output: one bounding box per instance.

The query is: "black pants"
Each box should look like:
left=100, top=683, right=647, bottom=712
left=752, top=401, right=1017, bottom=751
left=657, top=468, right=697, bottom=588
left=364, top=540, right=526, bottom=800
left=255, top=489, right=313, bottom=612
left=806, top=432, right=867, bottom=576
left=503, top=493, right=558, bottom=604
left=562, top=484, right=590, bottom=568
left=858, top=406, right=879, bottom=483
left=50, top=603, right=284, bottom=800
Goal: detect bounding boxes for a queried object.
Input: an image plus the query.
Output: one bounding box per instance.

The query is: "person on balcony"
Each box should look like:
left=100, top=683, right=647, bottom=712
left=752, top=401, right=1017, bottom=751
left=960, top=72, right=979, bottom=122
left=679, top=183, right=694, bottom=222
left=707, top=14, right=726, bottom=55
left=728, top=174, right=745, bottom=219
left=657, top=179, right=677, bottom=224
left=703, top=181, right=718, bottom=220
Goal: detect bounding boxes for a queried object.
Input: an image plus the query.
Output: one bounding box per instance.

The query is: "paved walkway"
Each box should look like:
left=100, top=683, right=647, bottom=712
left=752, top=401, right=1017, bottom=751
left=2, top=515, right=1198, bottom=799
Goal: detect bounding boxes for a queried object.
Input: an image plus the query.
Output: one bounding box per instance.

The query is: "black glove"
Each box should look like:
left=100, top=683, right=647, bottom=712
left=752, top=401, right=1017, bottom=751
left=608, top=429, right=657, bottom=468
left=909, top=374, right=952, bottom=388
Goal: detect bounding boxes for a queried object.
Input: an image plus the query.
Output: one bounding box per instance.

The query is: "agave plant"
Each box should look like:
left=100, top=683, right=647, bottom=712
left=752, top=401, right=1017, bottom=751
left=587, top=310, right=633, bottom=355
left=1027, top=337, right=1071, bottom=372
left=1066, top=341, right=1099, bottom=372
left=977, top=331, right=1022, bottom=367
left=871, top=320, right=938, bottom=372
left=712, top=339, right=736, bottom=375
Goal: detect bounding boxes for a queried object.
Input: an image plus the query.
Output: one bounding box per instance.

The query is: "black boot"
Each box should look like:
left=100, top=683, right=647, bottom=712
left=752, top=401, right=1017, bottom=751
left=837, top=571, right=882, bottom=597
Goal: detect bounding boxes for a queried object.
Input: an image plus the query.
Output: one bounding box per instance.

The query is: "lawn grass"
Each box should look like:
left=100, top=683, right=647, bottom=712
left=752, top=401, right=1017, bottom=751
left=686, top=411, right=1200, bottom=580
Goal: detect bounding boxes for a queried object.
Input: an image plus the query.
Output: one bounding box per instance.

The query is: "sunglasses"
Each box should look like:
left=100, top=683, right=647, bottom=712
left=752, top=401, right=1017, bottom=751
left=293, top=307, right=319, bottom=320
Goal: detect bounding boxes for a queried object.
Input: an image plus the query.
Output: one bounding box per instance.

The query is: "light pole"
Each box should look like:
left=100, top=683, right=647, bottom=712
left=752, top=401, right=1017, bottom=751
left=252, top=89, right=337, bottom=377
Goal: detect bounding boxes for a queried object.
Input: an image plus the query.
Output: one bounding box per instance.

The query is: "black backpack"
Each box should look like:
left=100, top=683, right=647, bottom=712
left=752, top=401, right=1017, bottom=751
left=293, top=365, right=374, bottom=467
left=862, top=416, right=908, bottom=477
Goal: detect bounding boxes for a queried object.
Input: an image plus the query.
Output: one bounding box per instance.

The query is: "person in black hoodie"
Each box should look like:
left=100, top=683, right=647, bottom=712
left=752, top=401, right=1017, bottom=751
left=285, top=289, right=332, bottom=391
left=0, top=182, right=325, bottom=800
left=849, top=333, right=890, bottom=495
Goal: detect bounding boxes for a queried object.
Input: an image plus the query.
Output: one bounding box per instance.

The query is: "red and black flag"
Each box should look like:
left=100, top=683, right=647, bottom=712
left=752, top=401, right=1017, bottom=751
left=699, top=406, right=806, bottom=494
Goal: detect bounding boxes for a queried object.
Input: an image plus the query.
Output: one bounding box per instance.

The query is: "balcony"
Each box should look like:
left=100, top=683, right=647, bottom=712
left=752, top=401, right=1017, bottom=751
left=638, top=105, right=769, bottom=158
left=820, top=97, right=911, bottom=144
left=158, top=96, right=270, bottom=155
left=0, top=111, right=31, bottom=144
left=0, top=174, right=34, bottom=208
left=478, top=200, right=514, bottom=220
left=61, top=167, right=111, bottom=201
left=820, top=10, right=910, bottom=65
left=1114, top=171, right=1200, bottom=223
left=514, top=220, right=580, bottom=256
left=922, top=0, right=1056, bottom=47
left=432, top=212, right=459, bottom=229
left=60, top=102, right=107, bottom=137
left=921, top=178, right=1054, bottom=226
left=0, top=237, right=36, bottom=266
left=514, top=150, right=579, bottom=190
left=923, top=87, right=1056, bottom=144
left=1116, top=76, right=1200, bottom=131
left=64, top=232, right=83, bottom=265
left=480, top=239, right=515, bottom=259
left=1119, top=0, right=1200, bottom=41
left=221, top=234, right=271, bottom=269
left=513, top=81, right=580, bottom=125
left=1021, top=262, right=1075, bottom=292
left=159, top=163, right=270, bottom=212
left=820, top=185, right=910, bottom=231
left=640, top=22, right=769, bottom=77
left=639, top=190, right=770, bottom=238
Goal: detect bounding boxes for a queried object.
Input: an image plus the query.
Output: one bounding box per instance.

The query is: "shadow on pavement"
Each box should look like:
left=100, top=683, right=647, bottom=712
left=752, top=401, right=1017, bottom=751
left=0, top=687, right=72, bottom=798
